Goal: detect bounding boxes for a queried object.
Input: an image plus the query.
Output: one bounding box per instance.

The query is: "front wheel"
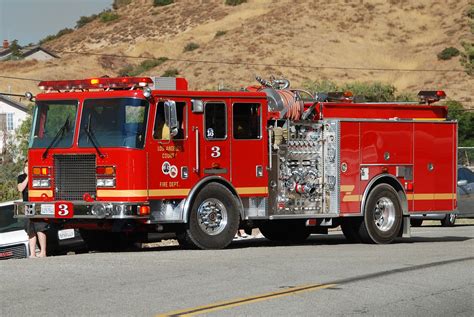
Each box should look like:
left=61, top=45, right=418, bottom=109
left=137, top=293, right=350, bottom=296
left=178, top=183, right=240, bottom=250
left=441, top=213, right=456, bottom=227
left=358, top=184, right=402, bottom=244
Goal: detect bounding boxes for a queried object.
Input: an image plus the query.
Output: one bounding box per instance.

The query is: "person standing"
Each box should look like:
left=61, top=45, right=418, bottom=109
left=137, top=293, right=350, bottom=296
left=17, top=159, right=48, bottom=258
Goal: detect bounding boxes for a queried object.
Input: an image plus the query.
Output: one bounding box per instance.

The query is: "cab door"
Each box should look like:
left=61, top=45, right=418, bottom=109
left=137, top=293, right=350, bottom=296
left=196, top=100, right=231, bottom=181
left=230, top=100, right=267, bottom=196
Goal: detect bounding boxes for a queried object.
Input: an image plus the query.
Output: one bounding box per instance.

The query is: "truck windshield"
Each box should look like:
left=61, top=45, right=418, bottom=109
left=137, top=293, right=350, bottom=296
left=78, top=98, right=148, bottom=149
left=29, top=100, right=78, bottom=149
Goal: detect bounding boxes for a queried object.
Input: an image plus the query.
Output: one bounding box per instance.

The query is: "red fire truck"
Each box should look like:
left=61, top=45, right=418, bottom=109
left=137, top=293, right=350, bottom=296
left=15, top=76, right=457, bottom=249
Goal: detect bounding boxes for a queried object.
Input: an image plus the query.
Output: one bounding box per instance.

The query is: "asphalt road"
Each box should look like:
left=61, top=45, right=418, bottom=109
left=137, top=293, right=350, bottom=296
left=1, top=225, right=473, bottom=317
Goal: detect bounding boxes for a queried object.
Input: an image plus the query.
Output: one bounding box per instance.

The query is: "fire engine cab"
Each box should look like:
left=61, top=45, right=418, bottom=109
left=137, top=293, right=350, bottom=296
left=15, top=76, right=457, bottom=249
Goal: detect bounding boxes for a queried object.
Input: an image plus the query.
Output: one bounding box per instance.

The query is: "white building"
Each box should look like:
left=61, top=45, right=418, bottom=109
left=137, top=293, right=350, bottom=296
left=0, top=40, right=59, bottom=61
left=0, top=95, right=29, bottom=155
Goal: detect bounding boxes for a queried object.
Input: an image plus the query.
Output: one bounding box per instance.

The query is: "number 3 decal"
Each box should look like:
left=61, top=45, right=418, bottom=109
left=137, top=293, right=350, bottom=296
left=58, top=204, right=69, bottom=216
left=55, top=202, right=73, bottom=218
left=211, top=146, right=221, bottom=158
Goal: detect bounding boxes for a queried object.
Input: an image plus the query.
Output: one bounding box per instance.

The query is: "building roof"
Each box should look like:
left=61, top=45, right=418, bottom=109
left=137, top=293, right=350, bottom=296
left=20, top=45, right=59, bottom=59
left=0, top=45, right=59, bottom=59
left=0, top=95, right=29, bottom=113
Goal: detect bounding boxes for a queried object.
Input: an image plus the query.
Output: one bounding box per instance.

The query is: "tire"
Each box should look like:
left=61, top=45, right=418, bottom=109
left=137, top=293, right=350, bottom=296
left=178, top=183, right=240, bottom=250
left=441, top=213, right=456, bottom=227
left=341, top=218, right=362, bottom=243
left=259, top=220, right=310, bottom=242
left=358, top=184, right=402, bottom=244
left=410, top=218, right=423, bottom=227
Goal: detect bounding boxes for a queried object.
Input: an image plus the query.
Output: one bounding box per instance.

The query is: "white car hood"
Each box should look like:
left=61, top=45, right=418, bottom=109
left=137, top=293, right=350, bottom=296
left=0, top=230, right=28, bottom=246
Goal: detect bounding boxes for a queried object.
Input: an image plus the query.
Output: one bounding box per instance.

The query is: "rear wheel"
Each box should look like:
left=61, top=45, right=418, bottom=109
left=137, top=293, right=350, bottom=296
left=441, top=213, right=456, bottom=227
left=410, top=218, right=423, bottom=227
left=178, top=183, right=240, bottom=250
left=358, top=184, right=402, bottom=244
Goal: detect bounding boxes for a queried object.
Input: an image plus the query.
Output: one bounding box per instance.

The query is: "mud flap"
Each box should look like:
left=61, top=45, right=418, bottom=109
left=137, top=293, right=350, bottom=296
left=400, top=215, right=411, bottom=238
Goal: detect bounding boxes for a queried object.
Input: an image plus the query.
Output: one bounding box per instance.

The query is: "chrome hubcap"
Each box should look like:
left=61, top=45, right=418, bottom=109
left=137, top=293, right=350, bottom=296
left=197, top=198, right=228, bottom=235
left=373, top=197, right=395, bottom=232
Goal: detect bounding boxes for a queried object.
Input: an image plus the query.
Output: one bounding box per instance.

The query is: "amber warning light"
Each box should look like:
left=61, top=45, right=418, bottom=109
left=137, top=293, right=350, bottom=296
left=38, top=77, right=153, bottom=91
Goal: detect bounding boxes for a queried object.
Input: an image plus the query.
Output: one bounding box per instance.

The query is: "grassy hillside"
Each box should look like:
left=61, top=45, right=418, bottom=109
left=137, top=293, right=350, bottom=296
left=1, top=0, right=472, bottom=105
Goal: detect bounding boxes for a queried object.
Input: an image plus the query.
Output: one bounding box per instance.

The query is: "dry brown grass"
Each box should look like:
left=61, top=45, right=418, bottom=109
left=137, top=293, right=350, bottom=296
left=0, top=0, right=472, bottom=105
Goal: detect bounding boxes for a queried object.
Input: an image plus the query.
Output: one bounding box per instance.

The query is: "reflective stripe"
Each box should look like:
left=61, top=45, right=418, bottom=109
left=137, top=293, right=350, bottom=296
left=29, top=190, right=53, bottom=197
left=148, top=189, right=191, bottom=196
left=236, top=187, right=268, bottom=195
left=97, top=189, right=148, bottom=197
left=343, top=193, right=456, bottom=202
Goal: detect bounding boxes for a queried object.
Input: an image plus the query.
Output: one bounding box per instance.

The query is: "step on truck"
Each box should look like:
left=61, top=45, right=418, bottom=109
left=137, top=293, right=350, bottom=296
left=15, top=76, right=457, bottom=249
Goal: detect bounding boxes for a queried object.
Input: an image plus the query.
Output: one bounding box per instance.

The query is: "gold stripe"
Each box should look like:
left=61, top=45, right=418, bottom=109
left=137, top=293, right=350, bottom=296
left=236, top=187, right=268, bottom=195
left=413, top=118, right=446, bottom=121
left=29, top=190, right=53, bottom=198
left=148, top=189, right=191, bottom=196
left=342, top=195, right=362, bottom=202
left=407, top=193, right=455, bottom=200
left=340, top=185, right=355, bottom=192
left=344, top=193, right=455, bottom=203
left=97, top=189, right=148, bottom=197
left=156, top=283, right=336, bottom=317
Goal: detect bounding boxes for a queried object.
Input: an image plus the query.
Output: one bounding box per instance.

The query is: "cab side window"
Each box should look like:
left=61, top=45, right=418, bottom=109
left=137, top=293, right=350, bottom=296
left=205, top=102, right=226, bottom=140
left=233, top=103, right=261, bottom=139
left=153, top=101, right=186, bottom=140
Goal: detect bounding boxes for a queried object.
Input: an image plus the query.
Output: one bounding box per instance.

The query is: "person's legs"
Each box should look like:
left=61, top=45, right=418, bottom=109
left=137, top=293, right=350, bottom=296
left=28, top=234, right=37, bottom=258
left=27, top=220, right=37, bottom=258
left=37, top=231, right=47, bottom=257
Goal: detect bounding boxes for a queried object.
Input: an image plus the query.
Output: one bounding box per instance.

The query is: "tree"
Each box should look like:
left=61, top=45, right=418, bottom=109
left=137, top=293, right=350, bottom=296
left=0, top=104, right=32, bottom=202
left=9, top=39, right=21, bottom=58
left=446, top=100, right=474, bottom=147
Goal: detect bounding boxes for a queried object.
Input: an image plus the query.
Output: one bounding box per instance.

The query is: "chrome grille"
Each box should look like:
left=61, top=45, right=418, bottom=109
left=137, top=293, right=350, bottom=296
left=54, top=154, right=96, bottom=201
left=0, top=243, right=27, bottom=260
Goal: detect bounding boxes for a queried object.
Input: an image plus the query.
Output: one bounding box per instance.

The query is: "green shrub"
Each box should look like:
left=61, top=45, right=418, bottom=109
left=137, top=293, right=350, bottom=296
left=118, top=57, right=169, bottom=76
left=225, top=0, right=247, bottom=6
left=113, top=0, right=132, bottom=9
left=162, top=68, right=179, bottom=77
left=76, top=14, right=98, bottom=28
left=460, top=42, right=474, bottom=76
left=183, top=42, right=200, bottom=52
left=118, top=64, right=135, bottom=77
left=303, top=80, right=410, bottom=102
left=99, top=11, right=120, bottom=23
left=153, top=0, right=174, bottom=6
left=468, top=5, right=474, bottom=19
left=447, top=100, right=474, bottom=146
left=437, top=47, right=460, bottom=60
left=341, top=82, right=396, bottom=102
left=215, top=30, right=227, bottom=37
left=40, top=28, right=74, bottom=44
left=303, top=79, right=339, bottom=94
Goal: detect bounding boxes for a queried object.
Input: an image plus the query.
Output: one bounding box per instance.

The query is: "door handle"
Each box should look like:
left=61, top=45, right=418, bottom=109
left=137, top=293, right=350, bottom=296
left=194, top=127, right=199, bottom=173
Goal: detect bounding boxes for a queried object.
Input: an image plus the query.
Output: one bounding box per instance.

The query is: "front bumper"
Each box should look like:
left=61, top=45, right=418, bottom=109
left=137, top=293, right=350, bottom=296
left=14, top=201, right=149, bottom=220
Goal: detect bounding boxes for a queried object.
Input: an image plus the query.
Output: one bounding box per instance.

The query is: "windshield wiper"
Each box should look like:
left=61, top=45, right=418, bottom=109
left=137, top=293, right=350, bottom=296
left=84, top=114, right=105, bottom=158
left=42, top=116, right=70, bottom=159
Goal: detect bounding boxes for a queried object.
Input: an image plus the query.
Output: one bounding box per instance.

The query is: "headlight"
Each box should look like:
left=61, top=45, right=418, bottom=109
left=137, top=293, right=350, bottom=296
left=97, top=178, right=115, bottom=187
left=32, top=178, right=51, bottom=188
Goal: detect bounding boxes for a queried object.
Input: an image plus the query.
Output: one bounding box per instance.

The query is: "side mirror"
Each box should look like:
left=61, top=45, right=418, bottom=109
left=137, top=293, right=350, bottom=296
left=457, top=180, right=468, bottom=186
left=164, top=100, right=178, bottom=137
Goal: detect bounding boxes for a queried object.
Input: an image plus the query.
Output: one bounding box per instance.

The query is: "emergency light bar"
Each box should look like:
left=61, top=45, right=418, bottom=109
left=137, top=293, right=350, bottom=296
left=38, top=77, right=154, bottom=91
left=417, top=90, right=446, bottom=104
